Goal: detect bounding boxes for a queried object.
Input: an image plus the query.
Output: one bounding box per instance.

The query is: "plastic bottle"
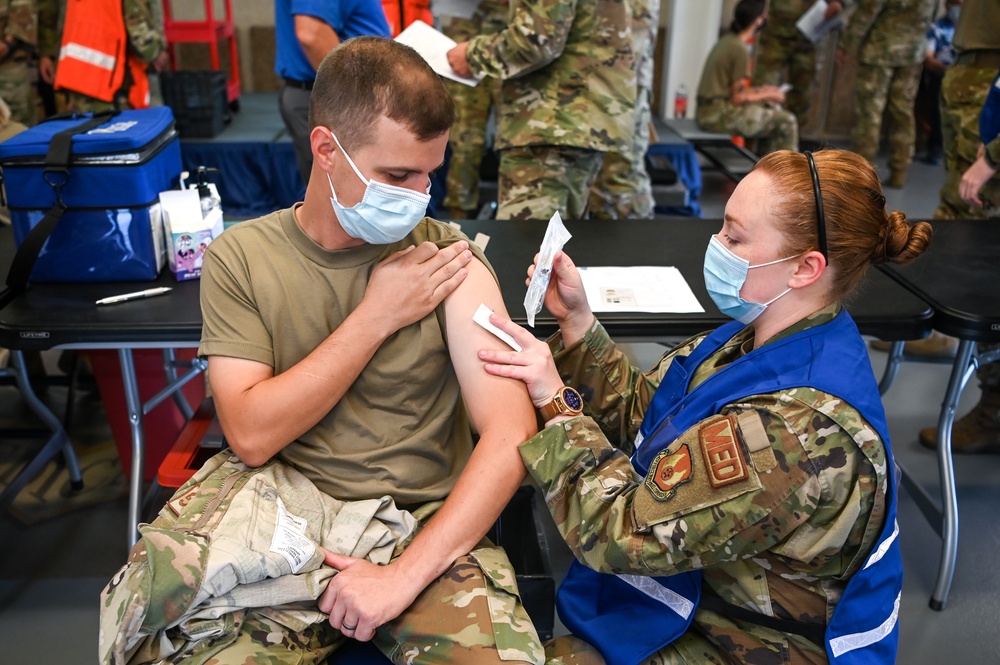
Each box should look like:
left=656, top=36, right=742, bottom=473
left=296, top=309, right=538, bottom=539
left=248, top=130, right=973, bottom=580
left=195, top=166, right=221, bottom=218
left=674, top=83, right=688, bottom=119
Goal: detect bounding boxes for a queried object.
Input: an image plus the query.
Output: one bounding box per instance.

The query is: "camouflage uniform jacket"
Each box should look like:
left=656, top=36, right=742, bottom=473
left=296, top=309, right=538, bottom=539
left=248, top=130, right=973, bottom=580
left=99, top=451, right=420, bottom=665
left=839, top=0, right=937, bottom=66
left=463, top=0, right=636, bottom=152
left=0, top=0, right=37, bottom=59
left=519, top=305, right=889, bottom=664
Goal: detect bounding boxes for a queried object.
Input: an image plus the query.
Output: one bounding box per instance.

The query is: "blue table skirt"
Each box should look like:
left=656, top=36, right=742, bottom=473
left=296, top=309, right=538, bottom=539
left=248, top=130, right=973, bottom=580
left=180, top=141, right=305, bottom=218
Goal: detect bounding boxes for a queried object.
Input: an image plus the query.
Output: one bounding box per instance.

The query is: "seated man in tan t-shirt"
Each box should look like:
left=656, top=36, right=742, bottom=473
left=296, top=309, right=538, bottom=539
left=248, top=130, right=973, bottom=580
left=197, top=36, right=543, bottom=664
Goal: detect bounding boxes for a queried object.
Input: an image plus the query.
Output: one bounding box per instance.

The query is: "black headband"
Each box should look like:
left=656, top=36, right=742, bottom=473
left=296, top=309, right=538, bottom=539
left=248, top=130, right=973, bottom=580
left=804, top=151, right=828, bottom=261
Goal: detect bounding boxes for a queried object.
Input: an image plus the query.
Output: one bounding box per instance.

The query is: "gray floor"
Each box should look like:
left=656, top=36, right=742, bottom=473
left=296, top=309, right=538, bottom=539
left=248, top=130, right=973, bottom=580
left=3, top=148, right=999, bottom=663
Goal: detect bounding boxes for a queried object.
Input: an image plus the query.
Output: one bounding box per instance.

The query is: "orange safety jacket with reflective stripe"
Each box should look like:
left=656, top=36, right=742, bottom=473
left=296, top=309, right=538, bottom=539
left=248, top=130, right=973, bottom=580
left=381, top=0, right=432, bottom=37
left=54, top=0, right=150, bottom=108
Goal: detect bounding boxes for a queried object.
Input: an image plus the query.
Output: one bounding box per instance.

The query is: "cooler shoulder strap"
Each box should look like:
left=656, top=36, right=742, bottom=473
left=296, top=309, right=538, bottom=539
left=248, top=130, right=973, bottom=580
left=1, top=111, right=118, bottom=303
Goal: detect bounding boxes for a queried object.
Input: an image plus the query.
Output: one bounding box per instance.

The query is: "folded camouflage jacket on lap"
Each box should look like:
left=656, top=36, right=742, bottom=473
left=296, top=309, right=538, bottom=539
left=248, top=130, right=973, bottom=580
left=99, top=450, right=419, bottom=665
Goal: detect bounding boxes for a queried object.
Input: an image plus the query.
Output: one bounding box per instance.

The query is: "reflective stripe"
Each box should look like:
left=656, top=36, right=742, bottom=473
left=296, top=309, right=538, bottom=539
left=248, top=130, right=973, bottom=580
left=828, top=591, right=900, bottom=658
left=864, top=519, right=899, bottom=570
left=60, top=42, right=116, bottom=71
left=618, top=574, right=695, bottom=619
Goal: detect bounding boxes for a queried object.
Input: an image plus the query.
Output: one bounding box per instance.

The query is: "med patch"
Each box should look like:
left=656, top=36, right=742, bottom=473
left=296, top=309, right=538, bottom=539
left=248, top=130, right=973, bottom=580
left=700, top=414, right=749, bottom=489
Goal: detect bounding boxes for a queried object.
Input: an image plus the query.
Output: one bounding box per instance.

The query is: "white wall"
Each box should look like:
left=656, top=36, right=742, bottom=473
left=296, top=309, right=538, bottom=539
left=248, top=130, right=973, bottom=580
left=658, top=0, right=725, bottom=120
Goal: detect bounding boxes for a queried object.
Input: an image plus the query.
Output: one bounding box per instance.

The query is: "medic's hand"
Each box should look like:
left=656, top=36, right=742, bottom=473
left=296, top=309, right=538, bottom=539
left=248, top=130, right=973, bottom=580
left=360, top=241, right=472, bottom=338
left=446, top=42, right=472, bottom=78
left=319, top=550, right=423, bottom=642
left=479, top=313, right=564, bottom=409
left=527, top=251, right=594, bottom=344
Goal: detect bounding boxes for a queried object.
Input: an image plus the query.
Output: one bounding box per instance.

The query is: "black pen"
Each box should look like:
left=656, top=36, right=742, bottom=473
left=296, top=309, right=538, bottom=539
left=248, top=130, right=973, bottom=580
left=95, top=287, right=173, bottom=306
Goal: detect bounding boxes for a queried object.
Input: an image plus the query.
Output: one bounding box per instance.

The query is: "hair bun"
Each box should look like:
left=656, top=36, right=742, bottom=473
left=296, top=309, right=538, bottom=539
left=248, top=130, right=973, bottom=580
left=880, top=211, right=932, bottom=265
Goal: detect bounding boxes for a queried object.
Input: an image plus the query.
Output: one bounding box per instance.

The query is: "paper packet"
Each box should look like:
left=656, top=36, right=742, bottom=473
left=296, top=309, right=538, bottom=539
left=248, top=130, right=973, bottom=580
left=524, top=211, right=572, bottom=327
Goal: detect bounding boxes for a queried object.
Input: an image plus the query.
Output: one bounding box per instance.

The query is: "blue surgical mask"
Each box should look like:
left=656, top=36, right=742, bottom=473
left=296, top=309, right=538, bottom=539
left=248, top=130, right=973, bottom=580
left=327, top=132, right=431, bottom=245
left=703, top=236, right=795, bottom=324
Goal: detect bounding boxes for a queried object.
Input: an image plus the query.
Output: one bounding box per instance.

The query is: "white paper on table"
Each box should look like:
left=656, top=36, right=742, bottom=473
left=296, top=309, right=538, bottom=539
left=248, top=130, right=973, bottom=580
left=577, top=266, right=704, bottom=313
left=395, top=20, right=481, bottom=87
left=795, top=1, right=845, bottom=44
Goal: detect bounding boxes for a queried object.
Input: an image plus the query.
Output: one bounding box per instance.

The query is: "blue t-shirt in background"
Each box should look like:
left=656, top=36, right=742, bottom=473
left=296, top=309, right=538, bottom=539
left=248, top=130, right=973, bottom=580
left=981, top=71, right=1000, bottom=147
left=275, top=0, right=391, bottom=83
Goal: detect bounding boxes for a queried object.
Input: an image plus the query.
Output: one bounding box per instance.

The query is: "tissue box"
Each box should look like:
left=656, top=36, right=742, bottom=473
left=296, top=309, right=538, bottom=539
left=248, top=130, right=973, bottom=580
left=0, top=107, right=181, bottom=282
left=159, top=186, right=225, bottom=281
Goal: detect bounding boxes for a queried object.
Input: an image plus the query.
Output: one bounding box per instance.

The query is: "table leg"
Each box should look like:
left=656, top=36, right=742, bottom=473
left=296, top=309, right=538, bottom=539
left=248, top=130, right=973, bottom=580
left=930, top=338, right=977, bottom=610
left=162, top=348, right=195, bottom=421
left=118, top=348, right=144, bottom=549
left=0, top=350, right=82, bottom=510
left=878, top=340, right=905, bottom=395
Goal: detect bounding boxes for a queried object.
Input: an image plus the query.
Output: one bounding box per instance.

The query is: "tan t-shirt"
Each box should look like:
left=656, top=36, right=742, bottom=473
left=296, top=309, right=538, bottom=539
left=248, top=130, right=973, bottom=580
left=697, top=32, right=749, bottom=102
left=199, top=206, right=492, bottom=505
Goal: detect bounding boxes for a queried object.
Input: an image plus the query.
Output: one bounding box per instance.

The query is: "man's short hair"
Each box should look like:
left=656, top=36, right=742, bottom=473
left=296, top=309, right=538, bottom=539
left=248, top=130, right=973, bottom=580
left=309, top=36, right=455, bottom=152
left=731, top=0, right=766, bottom=33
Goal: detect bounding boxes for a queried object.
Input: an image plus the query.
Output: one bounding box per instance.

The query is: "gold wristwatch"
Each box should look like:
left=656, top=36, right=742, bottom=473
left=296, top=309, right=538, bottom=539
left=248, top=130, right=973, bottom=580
left=538, top=386, right=584, bottom=421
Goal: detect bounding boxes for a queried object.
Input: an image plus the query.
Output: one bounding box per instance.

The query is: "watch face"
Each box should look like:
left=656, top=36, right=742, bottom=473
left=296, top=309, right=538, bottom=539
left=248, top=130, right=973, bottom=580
left=561, top=387, right=583, bottom=411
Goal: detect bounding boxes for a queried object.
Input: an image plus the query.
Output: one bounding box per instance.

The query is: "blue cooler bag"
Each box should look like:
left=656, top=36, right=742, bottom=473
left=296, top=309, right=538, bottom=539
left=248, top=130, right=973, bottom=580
left=0, top=107, right=182, bottom=284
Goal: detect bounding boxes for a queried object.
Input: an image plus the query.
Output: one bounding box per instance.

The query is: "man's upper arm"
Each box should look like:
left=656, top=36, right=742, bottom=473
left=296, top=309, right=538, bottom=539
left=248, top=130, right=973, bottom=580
left=444, top=258, right=537, bottom=439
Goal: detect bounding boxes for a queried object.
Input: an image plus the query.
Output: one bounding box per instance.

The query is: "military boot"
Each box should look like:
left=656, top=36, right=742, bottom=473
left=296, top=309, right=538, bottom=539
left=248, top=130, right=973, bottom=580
left=919, top=387, right=1000, bottom=453
left=886, top=169, right=907, bottom=189
left=870, top=331, right=958, bottom=358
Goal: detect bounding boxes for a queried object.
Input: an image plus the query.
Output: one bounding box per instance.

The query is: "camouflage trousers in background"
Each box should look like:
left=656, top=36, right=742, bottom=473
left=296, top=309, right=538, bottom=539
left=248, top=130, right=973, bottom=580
left=753, top=28, right=819, bottom=130
left=441, top=13, right=503, bottom=214
left=590, top=87, right=655, bottom=220
left=696, top=100, right=798, bottom=155
left=63, top=90, right=127, bottom=113
left=850, top=63, right=922, bottom=175
left=933, top=62, right=1000, bottom=220
left=496, top=145, right=606, bottom=221
left=932, top=62, right=1000, bottom=391
left=0, top=59, right=36, bottom=126
left=442, top=71, right=502, bottom=213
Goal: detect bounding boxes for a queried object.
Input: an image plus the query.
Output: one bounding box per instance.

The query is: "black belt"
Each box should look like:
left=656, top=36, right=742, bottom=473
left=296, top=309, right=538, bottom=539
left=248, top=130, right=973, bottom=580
left=283, top=77, right=314, bottom=91
left=954, top=49, right=1000, bottom=69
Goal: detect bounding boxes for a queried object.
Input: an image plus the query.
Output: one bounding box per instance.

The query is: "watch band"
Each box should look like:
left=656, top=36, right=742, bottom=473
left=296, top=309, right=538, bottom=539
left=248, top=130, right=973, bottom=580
left=539, top=386, right=583, bottom=421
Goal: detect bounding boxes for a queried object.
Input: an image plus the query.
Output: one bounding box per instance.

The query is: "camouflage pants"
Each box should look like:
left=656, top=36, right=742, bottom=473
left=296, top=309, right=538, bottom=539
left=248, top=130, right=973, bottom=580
left=64, top=90, right=129, bottom=113
left=542, top=626, right=765, bottom=664
left=696, top=101, right=798, bottom=155
left=545, top=630, right=752, bottom=665
left=212, top=551, right=542, bottom=665
left=933, top=63, right=1000, bottom=220
left=497, top=145, right=606, bottom=221
left=590, top=87, right=655, bottom=220
left=0, top=59, right=36, bottom=126
left=753, top=29, right=819, bottom=129
left=441, top=13, right=503, bottom=213
left=851, top=63, right=922, bottom=174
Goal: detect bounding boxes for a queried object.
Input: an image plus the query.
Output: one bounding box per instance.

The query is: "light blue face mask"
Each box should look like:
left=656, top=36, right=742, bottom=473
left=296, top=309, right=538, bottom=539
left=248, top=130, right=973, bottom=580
left=327, top=132, right=431, bottom=245
left=703, top=235, right=796, bottom=324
